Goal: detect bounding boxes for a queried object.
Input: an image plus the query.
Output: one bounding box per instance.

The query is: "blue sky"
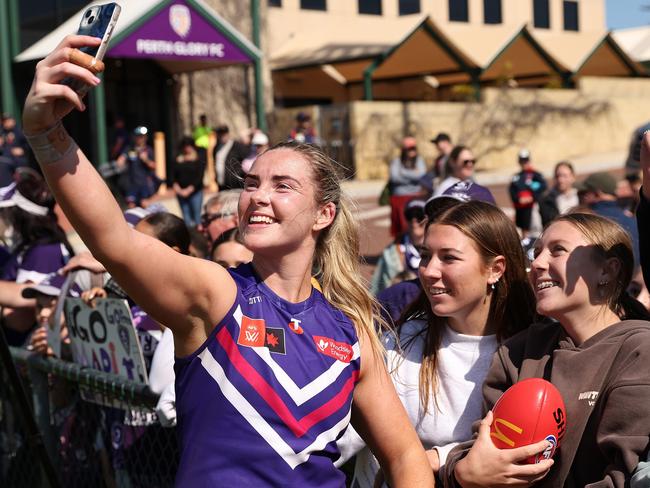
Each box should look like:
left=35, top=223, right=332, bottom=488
left=606, top=0, right=650, bottom=30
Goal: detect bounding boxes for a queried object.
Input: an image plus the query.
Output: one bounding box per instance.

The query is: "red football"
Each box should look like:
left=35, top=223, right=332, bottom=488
left=490, top=378, right=566, bottom=464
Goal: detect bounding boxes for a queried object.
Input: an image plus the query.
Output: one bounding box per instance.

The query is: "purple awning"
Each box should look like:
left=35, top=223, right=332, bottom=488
left=109, top=0, right=253, bottom=64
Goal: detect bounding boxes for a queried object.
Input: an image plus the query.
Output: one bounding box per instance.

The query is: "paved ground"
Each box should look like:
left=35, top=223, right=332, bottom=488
left=62, top=149, right=629, bottom=282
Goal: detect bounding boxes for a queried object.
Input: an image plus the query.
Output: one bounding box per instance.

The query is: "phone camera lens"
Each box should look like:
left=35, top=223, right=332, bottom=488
left=88, top=15, right=95, bottom=23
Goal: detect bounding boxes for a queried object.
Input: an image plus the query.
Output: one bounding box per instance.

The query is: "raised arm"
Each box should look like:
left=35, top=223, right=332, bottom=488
left=22, top=36, right=235, bottom=355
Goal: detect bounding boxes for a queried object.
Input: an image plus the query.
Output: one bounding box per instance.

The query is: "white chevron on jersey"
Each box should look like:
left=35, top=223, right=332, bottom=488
left=198, top=347, right=352, bottom=469
left=233, top=305, right=361, bottom=406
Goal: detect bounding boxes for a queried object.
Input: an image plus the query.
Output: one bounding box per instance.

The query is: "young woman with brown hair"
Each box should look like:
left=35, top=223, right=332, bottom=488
left=341, top=200, right=536, bottom=486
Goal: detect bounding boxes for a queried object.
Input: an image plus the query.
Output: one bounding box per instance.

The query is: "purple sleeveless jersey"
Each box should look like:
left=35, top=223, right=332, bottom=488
left=175, top=264, right=361, bottom=487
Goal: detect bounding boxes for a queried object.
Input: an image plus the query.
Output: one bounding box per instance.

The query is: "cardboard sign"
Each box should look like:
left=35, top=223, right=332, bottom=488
left=64, top=298, right=149, bottom=385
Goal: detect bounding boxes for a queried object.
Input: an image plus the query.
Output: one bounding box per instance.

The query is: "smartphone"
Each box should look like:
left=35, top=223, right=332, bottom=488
left=64, top=2, right=121, bottom=94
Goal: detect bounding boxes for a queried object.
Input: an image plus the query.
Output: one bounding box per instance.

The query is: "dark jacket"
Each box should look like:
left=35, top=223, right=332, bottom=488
left=444, top=320, right=650, bottom=488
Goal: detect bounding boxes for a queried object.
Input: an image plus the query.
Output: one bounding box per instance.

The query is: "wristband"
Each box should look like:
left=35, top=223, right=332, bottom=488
left=25, top=122, right=77, bottom=165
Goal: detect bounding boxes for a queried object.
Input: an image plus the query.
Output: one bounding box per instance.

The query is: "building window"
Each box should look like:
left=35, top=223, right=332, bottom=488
left=268, top=0, right=281, bottom=6
left=533, top=0, right=550, bottom=28
left=449, top=0, right=469, bottom=21
left=563, top=0, right=579, bottom=31
left=399, top=0, right=420, bottom=15
left=358, top=0, right=382, bottom=15
left=300, top=0, right=326, bottom=10
left=484, top=0, right=502, bottom=24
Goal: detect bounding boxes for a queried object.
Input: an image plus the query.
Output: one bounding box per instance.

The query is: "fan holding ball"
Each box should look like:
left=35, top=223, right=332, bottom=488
left=489, top=378, right=566, bottom=464
left=445, top=211, right=650, bottom=488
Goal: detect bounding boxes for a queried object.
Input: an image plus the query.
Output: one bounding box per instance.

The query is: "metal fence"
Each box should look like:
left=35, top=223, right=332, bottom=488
left=1, top=347, right=178, bottom=488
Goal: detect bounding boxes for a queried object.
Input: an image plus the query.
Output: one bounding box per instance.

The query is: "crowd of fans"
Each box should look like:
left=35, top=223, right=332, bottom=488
left=4, top=90, right=650, bottom=486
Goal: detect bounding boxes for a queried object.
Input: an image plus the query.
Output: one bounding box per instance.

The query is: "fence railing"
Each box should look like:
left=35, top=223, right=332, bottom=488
left=1, top=347, right=178, bottom=488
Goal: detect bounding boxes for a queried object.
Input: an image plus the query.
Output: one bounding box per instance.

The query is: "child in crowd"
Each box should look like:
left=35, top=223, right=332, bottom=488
left=371, top=199, right=425, bottom=294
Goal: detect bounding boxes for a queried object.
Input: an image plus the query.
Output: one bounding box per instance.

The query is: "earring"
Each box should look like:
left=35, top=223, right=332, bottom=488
left=598, top=280, right=609, bottom=286
left=490, top=278, right=500, bottom=291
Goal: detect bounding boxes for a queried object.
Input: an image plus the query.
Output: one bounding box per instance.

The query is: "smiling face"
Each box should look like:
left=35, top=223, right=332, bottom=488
left=530, top=220, right=604, bottom=322
left=418, top=223, right=496, bottom=331
left=238, top=148, right=333, bottom=256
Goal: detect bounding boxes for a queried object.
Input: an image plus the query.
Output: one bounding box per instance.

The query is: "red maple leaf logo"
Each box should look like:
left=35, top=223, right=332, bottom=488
left=266, top=333, right=279, bottom=347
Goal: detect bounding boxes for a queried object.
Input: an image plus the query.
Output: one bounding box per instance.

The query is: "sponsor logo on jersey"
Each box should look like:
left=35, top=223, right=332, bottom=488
left=578, top=390, right=599, bottom=406
left=288, top=318, right=303, bottom=335
left=313, top=335, right=353, bottom=363
left=265, top=327, right=286, bottom=354
left=248, top=295, right=262, bottom=304
left=237, top=315, right=266, bottom=347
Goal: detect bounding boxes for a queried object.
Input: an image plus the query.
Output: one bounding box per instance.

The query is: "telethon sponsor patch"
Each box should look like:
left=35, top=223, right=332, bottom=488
left=288, top=318, right=303, bottom=335
left=237, top=315, right=266, bottom=347
left=313, top=335, right=353, bottom=363
left=265, top=327, right=286, bottom=354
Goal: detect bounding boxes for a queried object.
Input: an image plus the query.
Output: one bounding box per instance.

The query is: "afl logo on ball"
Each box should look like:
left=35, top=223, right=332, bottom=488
left=536, top=435, right=557, bottom=463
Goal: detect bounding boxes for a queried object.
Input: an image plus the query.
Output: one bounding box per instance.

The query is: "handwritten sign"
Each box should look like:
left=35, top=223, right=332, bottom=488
left=64, top=298, right=149, bottom=385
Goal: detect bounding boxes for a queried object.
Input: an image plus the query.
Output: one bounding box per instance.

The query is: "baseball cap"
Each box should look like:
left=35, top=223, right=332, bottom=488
left=430, top=132, right=451, bottom=144
left=403, top=199, right=426, bottom=221
left=518, top=148, right=531, bottom=160
left=424, top=180, right=496, bottom=218
left=0, top=182, right=50, bottom=216
left=574, top=172, right=617, bottom=196
left=402, top=136, right=417, bottom=149
left=296, top=112, right=311, bottom=122
left=251, top=131, right=269, bottom=146
left=124, top=203, right=168, bottom=228
left=22, top=272, right=81, bottom=299
left=133, top=126, right=148, bottom=136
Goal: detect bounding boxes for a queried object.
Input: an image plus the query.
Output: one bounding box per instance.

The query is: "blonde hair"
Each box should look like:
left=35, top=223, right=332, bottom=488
left=268, top=142, right=386, bottom=356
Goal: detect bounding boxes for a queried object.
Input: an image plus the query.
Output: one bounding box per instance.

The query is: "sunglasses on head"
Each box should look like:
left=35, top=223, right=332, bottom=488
left=462, top=159, right=476, bottom=167
left=200, top=212, right=232, bottom=227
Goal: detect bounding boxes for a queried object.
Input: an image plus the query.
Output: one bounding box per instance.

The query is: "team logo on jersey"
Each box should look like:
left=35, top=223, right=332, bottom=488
left=169, top=4, right=191, bottom=38
left=288, top=318, right=303, bottom=335
left=313, top=335, right=353, bottom=363
left=237, top=315, right=266, bottom=347
left=265, top=328, right=286, bottom=354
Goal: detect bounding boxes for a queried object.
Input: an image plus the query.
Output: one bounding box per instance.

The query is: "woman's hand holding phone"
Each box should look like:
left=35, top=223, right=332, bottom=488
left=23, top=36, right=104, bottom=135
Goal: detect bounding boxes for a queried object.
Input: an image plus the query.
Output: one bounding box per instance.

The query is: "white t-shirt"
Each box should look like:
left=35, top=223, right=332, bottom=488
left=337, top=320, right=497, bottom=486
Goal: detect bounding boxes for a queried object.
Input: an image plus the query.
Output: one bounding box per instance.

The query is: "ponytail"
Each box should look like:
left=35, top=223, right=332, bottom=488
left=618, top=291, right=650, bottom=321
left=314, top=195, right=386, bottom=356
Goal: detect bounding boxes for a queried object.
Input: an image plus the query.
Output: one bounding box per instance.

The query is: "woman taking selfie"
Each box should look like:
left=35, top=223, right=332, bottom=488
left=21, top=36, right=434, bottom=487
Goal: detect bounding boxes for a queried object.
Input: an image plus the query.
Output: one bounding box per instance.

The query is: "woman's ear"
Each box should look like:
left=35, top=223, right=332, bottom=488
left=313, top=201, right=336, bottom=232
left=599, top=257, right=622, bottom=285
left=488, top=255, right=506, bottom=285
